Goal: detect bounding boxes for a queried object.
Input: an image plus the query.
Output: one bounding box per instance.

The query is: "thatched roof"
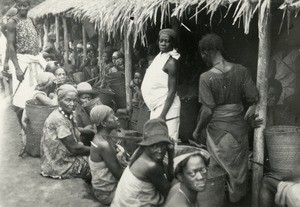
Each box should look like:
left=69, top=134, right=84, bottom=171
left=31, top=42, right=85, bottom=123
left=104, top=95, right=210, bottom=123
left=28, top=0, right=82, bottom=19
left=69, top=0, right=268, bottom=45
left=30, top=0, right=297, bottom=45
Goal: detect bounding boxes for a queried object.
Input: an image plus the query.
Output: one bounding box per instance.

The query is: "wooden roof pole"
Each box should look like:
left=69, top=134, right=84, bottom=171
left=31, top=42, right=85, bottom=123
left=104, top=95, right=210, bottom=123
left=124, top=26, right=133, bottom=112
left=55, top=15, right=60, bottom=49
left=98, top=29, right=106, bottom=74
left=82, top=25, right=87, bottom=58
left=43, top=18, right=49, bottom=48
left=252, top=1, right=272, bottom=207
left=62, top=16, right=69, bottom=64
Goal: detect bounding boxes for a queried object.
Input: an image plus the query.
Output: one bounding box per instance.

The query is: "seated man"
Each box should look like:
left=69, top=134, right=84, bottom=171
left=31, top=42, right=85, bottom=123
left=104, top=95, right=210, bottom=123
left=267, top=79, right=300, bottom=126
left=75, top=82, right=99, bottom=146
left=40, top=84, right=91, bottom=179
left=259, top=171, right=300, bottom=207
left=164, top=146, right=210, bottom=207
left=111, top=118, right=174, bottom=207
left=89, top=105, right=126, bottom=206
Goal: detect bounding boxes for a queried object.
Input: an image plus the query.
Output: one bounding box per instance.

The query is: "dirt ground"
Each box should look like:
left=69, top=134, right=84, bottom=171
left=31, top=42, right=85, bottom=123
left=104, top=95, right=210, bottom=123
left=0, top=93, right=100, bottom=207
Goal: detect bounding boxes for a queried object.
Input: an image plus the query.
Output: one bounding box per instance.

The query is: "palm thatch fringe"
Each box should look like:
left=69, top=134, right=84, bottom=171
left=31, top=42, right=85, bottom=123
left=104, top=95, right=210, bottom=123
left=31, top=0, right=281, bottom=46
left=28, top=0, right=82, bottom=19
left=278, top=0, right=300, bottom=34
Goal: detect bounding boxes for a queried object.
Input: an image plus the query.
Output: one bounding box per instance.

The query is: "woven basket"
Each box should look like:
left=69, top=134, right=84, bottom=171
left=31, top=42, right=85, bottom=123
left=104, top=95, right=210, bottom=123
left=25, top=99, right=57, bottom=157
left=96, top=88, right=115, bottom=106
left=265, top=125, right=300, bottom=177
left=197, top=165, right=227, bottom=207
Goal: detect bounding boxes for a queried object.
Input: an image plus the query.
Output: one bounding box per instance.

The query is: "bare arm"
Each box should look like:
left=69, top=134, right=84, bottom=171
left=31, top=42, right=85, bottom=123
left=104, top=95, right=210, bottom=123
left=6, top=19, right=24, bottom=82
left=3, top=46, right=10, bottom=72
left=98, top=141, right=124, bottom=179
left=60, top=135, right=90, bottom=156
left=159, top=58, right=178, bottom=120
left=193, top=105, right=213, bottom=139
left=146, top=162, right=171, bottom=198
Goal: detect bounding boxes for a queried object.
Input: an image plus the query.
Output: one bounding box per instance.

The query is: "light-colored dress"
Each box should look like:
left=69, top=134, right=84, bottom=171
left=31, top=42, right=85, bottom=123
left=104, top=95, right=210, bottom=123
left=111, top=167, right=164, bottom=207
left=89, top=157, right=118, bottom=205
left=40, top=109, right=90, bottom=179
left=141, top=49, right=181, bottom=141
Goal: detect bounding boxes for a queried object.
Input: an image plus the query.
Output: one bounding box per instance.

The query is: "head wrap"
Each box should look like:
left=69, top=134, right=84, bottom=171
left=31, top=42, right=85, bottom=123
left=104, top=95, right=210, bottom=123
left=90, top=105, right=113, bottom=126
left=36, top=72, right=56, bottom=88
left=57, top=84, right=77, bottom=99
left=159, top=28, right=177, bottom=40
left=5, top=8, right=18, bottom=18
left=174, top=146, right=210, bottom=176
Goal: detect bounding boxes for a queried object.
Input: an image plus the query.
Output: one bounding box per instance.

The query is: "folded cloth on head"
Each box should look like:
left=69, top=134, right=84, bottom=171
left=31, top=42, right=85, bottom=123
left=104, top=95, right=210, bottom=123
left=90, top=105, right=113, bottom=126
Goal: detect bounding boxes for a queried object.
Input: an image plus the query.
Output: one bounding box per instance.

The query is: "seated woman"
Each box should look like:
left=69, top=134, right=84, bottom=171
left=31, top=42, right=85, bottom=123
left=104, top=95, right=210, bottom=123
left=40, top=84, right=91, bottom=179
left=75, top=82, right=99, bottom=146
left=89, top=105, right=125, bottom=206
left=53, top=67, right=68, bottom=88
left=111, top=118, right=174, bottom=207
left=164, top=147, right=210, bottom=207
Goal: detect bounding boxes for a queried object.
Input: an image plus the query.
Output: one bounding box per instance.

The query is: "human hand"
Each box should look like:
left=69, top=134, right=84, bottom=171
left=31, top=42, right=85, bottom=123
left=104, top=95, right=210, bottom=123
left=248, top=114, right=263, bottom=128
left=16, top=68, right=24, bottom=82
left=158, top=115, right=166, bottom=121
left=3, top=62, right=9, bottom=72
left=192, top=130, right=200, bottom=140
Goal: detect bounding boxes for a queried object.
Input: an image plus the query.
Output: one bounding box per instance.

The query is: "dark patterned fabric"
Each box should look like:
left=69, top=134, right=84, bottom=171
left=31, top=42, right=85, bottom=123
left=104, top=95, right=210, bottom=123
left=199, top=64, right=258, bottom=108
left=40, top=109, right=90, bottom=179
left=15, top=17, right=39, bottom=56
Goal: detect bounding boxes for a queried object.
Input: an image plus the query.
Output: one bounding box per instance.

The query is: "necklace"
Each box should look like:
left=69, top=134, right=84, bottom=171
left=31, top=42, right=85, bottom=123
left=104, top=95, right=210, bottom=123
left=178, top=187, right=192, bottom=205
left=58, top=107, right=74, bottom=121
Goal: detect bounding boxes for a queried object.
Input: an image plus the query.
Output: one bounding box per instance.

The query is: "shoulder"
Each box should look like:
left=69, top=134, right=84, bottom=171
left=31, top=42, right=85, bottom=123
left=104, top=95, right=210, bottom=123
left=199, top=71, right=212, bottom=82
left=165, top=188, right=189, bottom=207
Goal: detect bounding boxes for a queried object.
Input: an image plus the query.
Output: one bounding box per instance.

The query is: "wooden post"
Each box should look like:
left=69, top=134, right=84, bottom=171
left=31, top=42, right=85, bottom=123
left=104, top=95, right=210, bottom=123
left=82, top=25, right=87, bottom=58
left=98, top=29, right=106, bottom=70
left=62, top=17, right=69, bottom=64
left=55, top=15, right=60, bottom=49
left=124, top=27, right=133, bottom=112
left=43, top=18, right=49, bottom=48
left=252, top=2, right=271, bottom=207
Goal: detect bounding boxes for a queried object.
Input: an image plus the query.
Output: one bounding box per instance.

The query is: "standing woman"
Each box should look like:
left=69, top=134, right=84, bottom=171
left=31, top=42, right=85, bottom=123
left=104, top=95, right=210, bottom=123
left=141, top=29, right=181, bottom=143
left=192, top=34, right=259, bottom=203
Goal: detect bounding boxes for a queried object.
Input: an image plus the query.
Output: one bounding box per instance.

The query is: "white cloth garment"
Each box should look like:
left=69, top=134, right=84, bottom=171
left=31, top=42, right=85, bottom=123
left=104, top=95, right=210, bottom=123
left=141, top=49, right=181, bottom=141
left=9, top=53, right=46, bottom=108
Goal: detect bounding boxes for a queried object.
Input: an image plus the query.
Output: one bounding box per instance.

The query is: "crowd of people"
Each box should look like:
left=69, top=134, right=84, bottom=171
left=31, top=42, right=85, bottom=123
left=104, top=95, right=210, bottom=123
left=1, top=0, right=300, bottom=207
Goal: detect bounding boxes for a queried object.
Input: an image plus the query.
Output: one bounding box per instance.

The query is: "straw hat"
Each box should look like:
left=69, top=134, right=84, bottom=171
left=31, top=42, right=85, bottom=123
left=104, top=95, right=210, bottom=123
left=77, top=82, right=97, bottom=96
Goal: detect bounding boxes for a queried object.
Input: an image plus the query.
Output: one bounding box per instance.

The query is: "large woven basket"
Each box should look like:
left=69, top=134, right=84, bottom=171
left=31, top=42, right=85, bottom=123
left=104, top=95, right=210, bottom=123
left=197, top=165, right=227, bottom=207
left=25, top=99, right=57, bottom=157
left=265, top=125, right=300, bottom=177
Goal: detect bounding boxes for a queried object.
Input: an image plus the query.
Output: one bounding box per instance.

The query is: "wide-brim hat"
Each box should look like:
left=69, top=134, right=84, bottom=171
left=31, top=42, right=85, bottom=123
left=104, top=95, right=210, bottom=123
left=138, top=118, right=172, bottom=146
left=77, top=82, right=98, bottom=95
